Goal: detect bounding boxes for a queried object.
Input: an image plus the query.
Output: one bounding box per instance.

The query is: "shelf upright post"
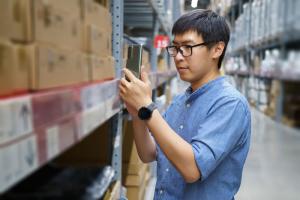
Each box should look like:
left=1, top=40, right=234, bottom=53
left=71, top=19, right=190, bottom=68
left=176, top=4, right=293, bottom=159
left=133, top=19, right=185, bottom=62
left=275, top=81, right=284, bottom=122
left=275, top=0, right=288, bottom=123
left=111, top=0, right=124, bottom=78
left=151, top=12, right=160, bottom=101
left=110, top=0, right=124, bottom=188
left=172, top=0, right=181, bottom=23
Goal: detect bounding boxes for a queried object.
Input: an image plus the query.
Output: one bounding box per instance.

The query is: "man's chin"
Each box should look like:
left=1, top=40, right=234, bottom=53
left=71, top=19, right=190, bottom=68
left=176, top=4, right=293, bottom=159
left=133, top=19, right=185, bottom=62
left=178, top=74, right=191, bottom=82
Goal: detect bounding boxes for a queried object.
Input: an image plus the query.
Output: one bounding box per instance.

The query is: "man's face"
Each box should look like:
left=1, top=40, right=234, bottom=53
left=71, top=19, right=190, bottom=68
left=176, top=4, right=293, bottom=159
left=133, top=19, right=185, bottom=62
left=172, top=31, right=215, bottom=85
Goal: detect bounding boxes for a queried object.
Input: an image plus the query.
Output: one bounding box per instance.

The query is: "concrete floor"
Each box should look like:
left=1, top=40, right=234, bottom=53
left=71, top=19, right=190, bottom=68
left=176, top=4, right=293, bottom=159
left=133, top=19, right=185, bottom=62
left=236, top=108, right=300, bottom=200
left=145, top=108, right=300, bottom=200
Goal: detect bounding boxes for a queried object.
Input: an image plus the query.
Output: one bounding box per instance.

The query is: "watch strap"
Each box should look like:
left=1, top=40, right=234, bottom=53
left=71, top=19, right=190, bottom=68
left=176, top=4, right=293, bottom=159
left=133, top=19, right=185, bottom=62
left=147, top=102, right=157, bottom=112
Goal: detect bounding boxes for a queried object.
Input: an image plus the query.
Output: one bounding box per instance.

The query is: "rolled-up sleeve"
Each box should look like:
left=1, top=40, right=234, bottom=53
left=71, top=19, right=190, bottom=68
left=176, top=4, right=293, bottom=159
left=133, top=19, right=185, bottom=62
left=192, top=97, right=249, bottom=181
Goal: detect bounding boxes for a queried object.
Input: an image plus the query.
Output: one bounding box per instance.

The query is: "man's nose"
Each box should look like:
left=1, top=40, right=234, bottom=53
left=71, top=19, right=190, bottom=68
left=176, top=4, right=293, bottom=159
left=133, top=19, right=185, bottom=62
left=174, top=50, right=184, bottom=61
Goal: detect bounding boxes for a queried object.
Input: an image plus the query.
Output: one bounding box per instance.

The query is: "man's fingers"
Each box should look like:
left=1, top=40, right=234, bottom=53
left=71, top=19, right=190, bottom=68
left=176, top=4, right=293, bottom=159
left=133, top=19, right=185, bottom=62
left=120, top=77, right=130, bottom=88
left=123, top=68, right=136, bottom=82
left=119, top=84, right=127, bottom=94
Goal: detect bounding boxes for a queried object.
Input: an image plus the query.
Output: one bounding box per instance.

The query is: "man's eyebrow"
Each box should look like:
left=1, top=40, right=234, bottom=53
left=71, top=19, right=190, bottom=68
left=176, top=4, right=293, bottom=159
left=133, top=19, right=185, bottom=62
left=172, top=40, right=195, bottom=45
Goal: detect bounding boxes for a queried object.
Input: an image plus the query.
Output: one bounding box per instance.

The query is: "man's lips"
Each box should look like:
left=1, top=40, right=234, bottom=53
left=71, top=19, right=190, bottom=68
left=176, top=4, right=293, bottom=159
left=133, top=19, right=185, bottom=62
left=177, top=67, right=189, bottom=72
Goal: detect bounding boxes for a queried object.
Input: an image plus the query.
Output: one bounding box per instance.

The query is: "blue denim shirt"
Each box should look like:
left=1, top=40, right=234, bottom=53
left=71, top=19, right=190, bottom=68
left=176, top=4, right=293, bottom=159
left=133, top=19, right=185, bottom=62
left=154, top=76, right=251, bottom=200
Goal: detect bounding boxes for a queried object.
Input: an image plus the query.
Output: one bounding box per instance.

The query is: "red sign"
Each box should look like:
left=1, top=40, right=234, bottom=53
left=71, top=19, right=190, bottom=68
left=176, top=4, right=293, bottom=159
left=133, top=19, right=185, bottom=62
left=154, top=35, right=169, bottom=48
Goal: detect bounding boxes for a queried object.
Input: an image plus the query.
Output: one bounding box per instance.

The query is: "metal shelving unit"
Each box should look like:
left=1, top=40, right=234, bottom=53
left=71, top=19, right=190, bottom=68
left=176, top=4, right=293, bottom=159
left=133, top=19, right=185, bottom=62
left=0, top=0, right=179, bottom=198
left=223, top=0, right=300, bottom=123
left=0, top=79, right=121, bottom=194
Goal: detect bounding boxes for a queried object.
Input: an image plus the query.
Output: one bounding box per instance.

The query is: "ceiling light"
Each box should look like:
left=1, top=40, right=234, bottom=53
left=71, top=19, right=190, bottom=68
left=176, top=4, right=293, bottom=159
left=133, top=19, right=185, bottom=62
left=191, top=0, right=198, bottom=8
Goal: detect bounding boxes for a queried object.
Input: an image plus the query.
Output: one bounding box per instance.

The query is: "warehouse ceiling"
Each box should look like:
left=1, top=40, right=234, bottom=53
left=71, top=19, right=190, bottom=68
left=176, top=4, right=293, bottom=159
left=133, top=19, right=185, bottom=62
left=124, top=0, right=170, bottom=37
left=184, top=0, right=211, bottom=10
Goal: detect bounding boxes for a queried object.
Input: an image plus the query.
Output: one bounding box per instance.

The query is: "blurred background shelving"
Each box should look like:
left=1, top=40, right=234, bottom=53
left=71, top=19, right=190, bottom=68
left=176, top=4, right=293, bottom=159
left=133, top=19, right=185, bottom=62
left=1, top=0, right=300, bottom=200
left=216, top=0, right=300, bottom=127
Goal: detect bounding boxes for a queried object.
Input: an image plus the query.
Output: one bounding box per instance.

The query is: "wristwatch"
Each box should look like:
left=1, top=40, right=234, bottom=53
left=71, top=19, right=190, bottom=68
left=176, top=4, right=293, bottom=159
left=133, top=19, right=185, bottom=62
left=138, top=102, right=157, bottom=120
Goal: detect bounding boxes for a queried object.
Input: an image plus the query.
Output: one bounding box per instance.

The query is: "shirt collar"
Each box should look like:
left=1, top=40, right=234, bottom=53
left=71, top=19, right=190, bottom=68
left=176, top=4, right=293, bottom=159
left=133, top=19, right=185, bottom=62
left=185, top=76, right=226, bottom=103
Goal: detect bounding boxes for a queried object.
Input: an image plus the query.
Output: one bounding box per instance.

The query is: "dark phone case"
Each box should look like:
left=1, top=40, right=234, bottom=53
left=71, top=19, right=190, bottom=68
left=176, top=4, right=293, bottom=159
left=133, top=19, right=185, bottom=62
left=126, top=44, right=143, bottom=80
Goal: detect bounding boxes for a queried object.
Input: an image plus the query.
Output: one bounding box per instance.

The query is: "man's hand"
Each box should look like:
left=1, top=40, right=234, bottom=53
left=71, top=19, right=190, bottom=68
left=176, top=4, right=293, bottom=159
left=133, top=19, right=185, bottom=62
left=124, top=102, right=138, bottom=117
left=119, top=66, right=152, bottom=116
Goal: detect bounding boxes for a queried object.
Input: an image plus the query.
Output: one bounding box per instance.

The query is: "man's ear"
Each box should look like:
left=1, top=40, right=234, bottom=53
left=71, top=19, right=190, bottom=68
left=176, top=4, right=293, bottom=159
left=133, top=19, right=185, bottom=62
left=212, top=42, right=225, bottom=59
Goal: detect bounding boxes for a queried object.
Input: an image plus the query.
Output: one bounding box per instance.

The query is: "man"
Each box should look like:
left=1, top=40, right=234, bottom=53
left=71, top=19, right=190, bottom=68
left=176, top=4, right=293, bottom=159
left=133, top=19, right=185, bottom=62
left=119, top=9, right=251, bottom=200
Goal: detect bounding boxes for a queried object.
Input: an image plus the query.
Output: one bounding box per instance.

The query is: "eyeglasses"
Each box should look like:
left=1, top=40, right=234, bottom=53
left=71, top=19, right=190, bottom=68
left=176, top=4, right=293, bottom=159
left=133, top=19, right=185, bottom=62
left=166, top=42, right=210, bottom=57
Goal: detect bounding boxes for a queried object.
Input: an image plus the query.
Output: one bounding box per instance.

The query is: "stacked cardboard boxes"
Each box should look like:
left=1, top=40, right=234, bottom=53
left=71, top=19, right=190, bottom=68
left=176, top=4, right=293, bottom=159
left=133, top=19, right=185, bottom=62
left=282, top=82, right=300, bottom=128
left=266, top=80, right=280, bottom=118
left=0, top=0, right=115, bottom=96
left=122, top=120, right=151, bottom=200
left=257, top=79, right=271, bottom=114
left=0, top=0, right=88, bottom=95
left=157, top=54, right=168, bottom=72
left=0, top=41, right=33, bottom=95
left=142, top=49, right=151, bottom=73
left=81, top=0, right=115, bottom=82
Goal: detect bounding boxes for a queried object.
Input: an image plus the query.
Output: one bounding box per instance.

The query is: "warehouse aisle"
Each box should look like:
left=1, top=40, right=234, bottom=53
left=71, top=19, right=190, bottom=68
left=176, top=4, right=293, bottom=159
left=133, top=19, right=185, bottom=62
left=236, top=108, right=300, bottom=200
left=144, top=108, right=300, bottom=200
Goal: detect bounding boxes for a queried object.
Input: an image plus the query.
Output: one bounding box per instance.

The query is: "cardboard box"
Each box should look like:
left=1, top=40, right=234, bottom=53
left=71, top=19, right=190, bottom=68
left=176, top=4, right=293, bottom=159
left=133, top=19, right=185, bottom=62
left=88, top=55, right=115, bottom=81
left=157, top=57, right=167, bottom=72
left=124, top=164, right=148, bottom=186
left=103, top=181, right=121, bottom=200
left=123, top=162, right=145, bottom=175
left=0, top=0, right=33, bottom=42
left=0, top=0, right=82, bottom=50
left=30, top=44, right=89, bottom=90
left=106, top=56, right=115, bottom=79
left=34, top=3, right=82, bottom=50
left=0, top=40, right=34, bottom=96
left=83, top=24, right=112, bottom=56
left=49, top=0, right=81, bottom=16
left=96, top=0, right=111, bottom=9
left=81, top=0, right=112, bottom=32
left=126, top=171, right=150, bottom=200
left=122, top=120, right=143, bottom=164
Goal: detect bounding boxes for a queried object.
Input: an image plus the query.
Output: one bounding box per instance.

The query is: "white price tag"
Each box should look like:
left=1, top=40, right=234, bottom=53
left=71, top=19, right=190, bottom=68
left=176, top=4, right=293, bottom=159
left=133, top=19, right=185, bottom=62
left=81, top=103, right=106, bottom=136
left=46, top=126, right=60, bottom=160
left=11, top=97, right=33, bottom=137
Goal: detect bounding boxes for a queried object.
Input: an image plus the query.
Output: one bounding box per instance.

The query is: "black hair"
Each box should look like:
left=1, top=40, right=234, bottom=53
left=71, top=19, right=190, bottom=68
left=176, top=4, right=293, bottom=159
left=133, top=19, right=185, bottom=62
left=172, top=9, right=230, bottom=69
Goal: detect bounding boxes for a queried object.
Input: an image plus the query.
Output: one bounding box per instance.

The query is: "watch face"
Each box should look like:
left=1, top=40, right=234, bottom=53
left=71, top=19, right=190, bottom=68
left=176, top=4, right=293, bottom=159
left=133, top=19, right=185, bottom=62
left=138, top=107, right=152, bottom=120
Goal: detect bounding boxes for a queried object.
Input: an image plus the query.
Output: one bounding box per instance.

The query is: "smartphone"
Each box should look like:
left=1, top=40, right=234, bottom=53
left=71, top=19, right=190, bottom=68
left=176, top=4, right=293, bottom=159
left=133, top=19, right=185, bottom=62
left=126, top=44, right=143, bottom=80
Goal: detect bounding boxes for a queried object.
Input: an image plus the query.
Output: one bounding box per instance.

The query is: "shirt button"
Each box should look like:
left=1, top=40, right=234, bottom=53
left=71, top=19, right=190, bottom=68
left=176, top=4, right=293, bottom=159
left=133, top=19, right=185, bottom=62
left=180, top=125, right=183, bottom=129
left=166, top=168, right=169, bottom=172
left=186, top=103, right=190, bottom=108
left=160, top=189, right=163, bottom=194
